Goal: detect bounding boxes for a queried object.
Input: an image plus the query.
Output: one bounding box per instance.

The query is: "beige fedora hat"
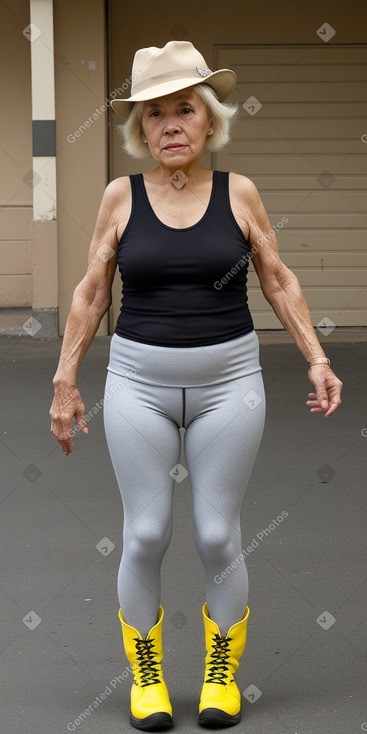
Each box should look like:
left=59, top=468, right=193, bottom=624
left=111, top=41, right=236, bottom=117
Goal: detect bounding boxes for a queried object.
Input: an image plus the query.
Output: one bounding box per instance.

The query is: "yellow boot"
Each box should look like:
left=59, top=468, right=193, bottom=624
left=118, top=606, right=173, bottom=731
left=199, top=603, right=250, bottom=728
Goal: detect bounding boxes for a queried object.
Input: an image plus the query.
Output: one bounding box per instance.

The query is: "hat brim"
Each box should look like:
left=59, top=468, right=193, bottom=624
left=111, top=69, right=236, bottom=117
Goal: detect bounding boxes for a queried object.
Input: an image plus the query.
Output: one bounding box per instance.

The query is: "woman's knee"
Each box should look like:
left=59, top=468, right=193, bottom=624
left=124, top=520, right=172, bottom=561
left=194, top=523, right=240, bottom=566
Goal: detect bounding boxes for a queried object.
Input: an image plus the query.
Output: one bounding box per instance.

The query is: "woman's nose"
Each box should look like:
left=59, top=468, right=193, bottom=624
left=163, top=117, right=182, bottom=135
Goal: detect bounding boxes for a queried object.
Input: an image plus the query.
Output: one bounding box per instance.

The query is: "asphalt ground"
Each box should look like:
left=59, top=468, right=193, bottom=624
left=0, top=333, right=366, bottom=734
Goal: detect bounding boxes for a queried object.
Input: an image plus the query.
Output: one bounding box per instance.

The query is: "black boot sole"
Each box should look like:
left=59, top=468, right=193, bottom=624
left=198, top=708, right=241, bottom=728
left=130, top=711, right=173, bottom=731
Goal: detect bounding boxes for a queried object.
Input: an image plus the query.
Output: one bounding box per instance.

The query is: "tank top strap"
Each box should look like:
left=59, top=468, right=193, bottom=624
left=129, top=173, right=149, bottom=219
left=210, top=170, right=230, bottom=214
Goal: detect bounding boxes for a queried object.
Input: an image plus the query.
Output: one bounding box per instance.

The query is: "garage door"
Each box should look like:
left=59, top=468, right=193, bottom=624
left=214, top=45, right=367, bottom=329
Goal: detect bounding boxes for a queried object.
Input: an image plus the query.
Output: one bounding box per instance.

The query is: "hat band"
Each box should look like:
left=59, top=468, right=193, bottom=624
left=132, top=67, right=211, bottom=96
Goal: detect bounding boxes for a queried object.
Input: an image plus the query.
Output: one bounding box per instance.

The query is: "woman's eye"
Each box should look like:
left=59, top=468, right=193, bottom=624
left=182, top=107, right=192, bottom=114
left=150, top=110, right=160, bottom=117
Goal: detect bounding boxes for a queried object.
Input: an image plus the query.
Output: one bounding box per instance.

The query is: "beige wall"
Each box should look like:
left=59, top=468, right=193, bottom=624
left=0, top=0, right=32, bottom=307
left=1, top=0, right=107, bottom=327
left=107, top=0, right=367, bottom=331
left=215, top=44, right=367, bottom=327
left=3, top=1, right=364, bottom=330
left=54, top=0, right=107, bottom=333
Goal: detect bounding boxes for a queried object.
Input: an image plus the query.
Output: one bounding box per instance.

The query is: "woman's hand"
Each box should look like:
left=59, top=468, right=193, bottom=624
left=306, top=364, right=343, bottom=417
left=50, top=383, right=88, bottom=455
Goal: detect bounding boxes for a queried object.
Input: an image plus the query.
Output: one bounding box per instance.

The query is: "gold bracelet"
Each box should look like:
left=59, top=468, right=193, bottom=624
left=308, top=357, right=331, bottom=367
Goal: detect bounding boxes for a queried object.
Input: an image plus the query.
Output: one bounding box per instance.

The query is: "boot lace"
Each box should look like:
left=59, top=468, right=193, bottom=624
left=134, top=637, right=160, bottom=687
left=205, top=633, right=232, bottom=685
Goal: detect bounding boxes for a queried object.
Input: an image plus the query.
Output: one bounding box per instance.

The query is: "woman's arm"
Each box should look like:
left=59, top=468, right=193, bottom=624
left=50, top=180, right=126, bottom=454
left=239, top=177, right=343, bottom=416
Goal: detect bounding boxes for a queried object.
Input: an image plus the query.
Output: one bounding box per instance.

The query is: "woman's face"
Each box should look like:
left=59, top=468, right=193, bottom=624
left=141, top=88, right=213, bottom=172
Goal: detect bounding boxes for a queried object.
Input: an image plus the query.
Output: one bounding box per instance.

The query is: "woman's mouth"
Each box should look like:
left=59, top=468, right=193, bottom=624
left=163, top=144, right=187, bottom=151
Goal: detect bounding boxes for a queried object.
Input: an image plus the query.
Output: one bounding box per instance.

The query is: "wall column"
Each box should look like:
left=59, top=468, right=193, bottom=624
left=28, top=0, right=58, bottom=336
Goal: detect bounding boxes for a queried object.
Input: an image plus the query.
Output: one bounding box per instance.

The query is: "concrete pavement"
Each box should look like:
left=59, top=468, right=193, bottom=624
left=0, top=333, right=366, bottom=734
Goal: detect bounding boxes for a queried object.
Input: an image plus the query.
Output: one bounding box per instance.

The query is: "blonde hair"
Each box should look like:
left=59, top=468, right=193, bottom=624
left=118, top=84, right=237, bottom=159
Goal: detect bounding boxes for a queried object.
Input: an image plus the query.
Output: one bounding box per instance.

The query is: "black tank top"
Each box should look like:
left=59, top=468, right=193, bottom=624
left=115, top=171, right=254, bottom=347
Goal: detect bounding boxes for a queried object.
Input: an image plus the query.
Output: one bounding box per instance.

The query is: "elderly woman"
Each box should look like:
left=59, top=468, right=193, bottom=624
left=50, top=41, right=342, bottom=731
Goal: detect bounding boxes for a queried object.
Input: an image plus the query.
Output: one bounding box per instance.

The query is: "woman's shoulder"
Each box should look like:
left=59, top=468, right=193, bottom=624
left=100, top=176, right=132, bottom=212
left=226, top=171, right=258, bottom=195
left=105, top=175, right=132, bottom=198
left=226, top=172, right=261, bottom=210
left=96, top=177, right=133, bottom=230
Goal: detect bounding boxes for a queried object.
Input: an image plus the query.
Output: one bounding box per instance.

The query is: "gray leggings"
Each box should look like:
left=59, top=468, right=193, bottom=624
left=103, top=331, right=265, bottom=637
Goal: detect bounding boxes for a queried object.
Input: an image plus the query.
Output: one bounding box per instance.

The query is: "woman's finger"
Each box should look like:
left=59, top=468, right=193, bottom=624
left=51, top=416, right=74, bottom=454
left=74, top=403, right=88, bottom=434
left=306, top=400, right=320, bottom=409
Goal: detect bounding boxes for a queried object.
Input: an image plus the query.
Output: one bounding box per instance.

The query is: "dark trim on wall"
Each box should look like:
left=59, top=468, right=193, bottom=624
left=32, top=120, right=56, bottom=156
